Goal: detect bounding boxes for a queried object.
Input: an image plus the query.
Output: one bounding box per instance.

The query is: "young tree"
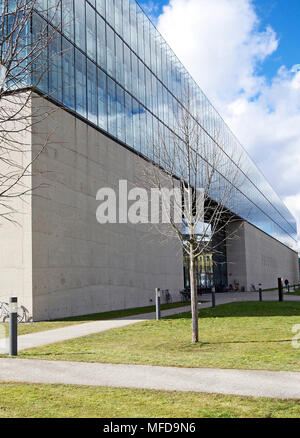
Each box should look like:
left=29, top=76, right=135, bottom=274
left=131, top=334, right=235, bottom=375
left=141, top=88, right=246, bottom=344
left=0, top=0, right=62, bottom=222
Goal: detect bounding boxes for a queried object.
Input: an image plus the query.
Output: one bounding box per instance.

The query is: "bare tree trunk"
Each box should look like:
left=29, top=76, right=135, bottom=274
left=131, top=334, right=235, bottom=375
left=190, top=242, right=199, bottom=344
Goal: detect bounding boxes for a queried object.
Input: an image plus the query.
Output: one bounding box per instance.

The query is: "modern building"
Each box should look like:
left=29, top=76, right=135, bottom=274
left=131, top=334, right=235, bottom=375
left=0, top=0, right=298, bottom=320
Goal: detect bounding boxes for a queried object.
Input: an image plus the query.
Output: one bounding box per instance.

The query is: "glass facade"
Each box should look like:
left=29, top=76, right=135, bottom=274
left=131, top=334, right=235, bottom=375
left=6, top=0, right=297, bottom=250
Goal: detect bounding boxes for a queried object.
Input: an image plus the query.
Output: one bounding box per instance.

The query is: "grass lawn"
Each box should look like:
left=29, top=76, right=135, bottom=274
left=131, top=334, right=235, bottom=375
left=17, top=302, right=300, bottom=372
left=0, top=301, right=190, bottom=336
left=0, top=382, right=300, bottom=418
left=285, top=289, right=300, bottom=296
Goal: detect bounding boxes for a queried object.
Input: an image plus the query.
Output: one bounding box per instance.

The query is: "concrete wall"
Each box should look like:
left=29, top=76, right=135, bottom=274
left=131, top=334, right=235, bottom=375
left=227, top=221, right=299, bottom=291
left=31, top=97, right=184, bottom=320
left=0, top=93, right=33, bottom=314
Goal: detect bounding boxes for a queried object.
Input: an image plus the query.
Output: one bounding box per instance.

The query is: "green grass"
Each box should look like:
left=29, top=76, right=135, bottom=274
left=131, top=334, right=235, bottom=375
left=0, top=382, right=300, bottom=418
left=285, top=289, right=300, bottom=296
left=0, top=301, right=190, bottom=336
left=17, top=302, right=300, bottom=372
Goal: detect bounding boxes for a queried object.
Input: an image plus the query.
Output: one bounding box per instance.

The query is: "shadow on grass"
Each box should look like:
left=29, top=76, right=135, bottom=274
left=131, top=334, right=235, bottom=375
left=165, top=301, right=300, bottom=320
left=54, top=302, right=193, bottom=323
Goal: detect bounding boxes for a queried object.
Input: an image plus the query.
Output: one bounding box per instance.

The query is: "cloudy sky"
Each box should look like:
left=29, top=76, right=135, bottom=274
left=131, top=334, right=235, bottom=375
left=140, top=0, right=300, bottom=250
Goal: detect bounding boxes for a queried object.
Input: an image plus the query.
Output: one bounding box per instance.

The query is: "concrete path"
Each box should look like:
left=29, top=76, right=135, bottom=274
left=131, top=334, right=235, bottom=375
left=0, top=291, right=298, bottom=355
left=1, top=358, right=300, bottom=399
left=0, top=305, right=192, bottom=354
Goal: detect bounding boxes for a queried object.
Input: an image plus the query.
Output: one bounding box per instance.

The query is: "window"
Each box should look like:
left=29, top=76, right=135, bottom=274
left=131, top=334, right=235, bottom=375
left=115, top=35, right=124, bottom=85
left=97, top=68, right=107, bottom=130
left=107, top=78, right=116, bottom=137
left=106, top=26, right=116, bottom=77
left=125, top=92, right=133, bottom=147
left=86, top=3, right=96, bottom=60
left=96, top=0, right=105, bottom=18
left=115, top=0, right=123, bottom=36
left=132, top=98, right=140, bottom=151
left=116, top=85, right=125, bottom=142
left=75, top=49, right=87, bottom=117
left=106, top=0, right=115, bottom=27
left=62, top=0, right=74, bottom=41
left=124, top=44, right=131, bottom=92
left=97, top=14, right=106, bottom=71
left=62, top=37, right=75, bottom=110
left=48, top=30, right=62, bottom=101
left=87, top=60, right=97, bottom=125
left=123, top=0, right=130, bottom=44
left=75, top=0, right=86, bottom=51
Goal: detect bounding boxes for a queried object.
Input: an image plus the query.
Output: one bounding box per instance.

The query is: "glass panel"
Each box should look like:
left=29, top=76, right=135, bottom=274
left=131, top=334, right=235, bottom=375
left=86, top=3, right=96, bottom=60
left=62, top=0, right=74, bottom=41
left=115, top=35, right=124, bottom=85
left=116, top=85, right=125, bottom=142
left=115, top=0, right=123, bottom=36
left=131, top=52, right=138, bottom=98
left=96, top=0, right=105, bottom=18
left=87, top=60, right=97, bottom=125
left=62, top=37, right=75, bottom=110
left=48, top=30, right=62, bottom=101
left=97, top=68, right=107, bottom=130
left=74, top=0, right=86, bottom=51
left=129, top=0, right=137, bottom=52
left=107, top=77, right=116, bottom=137
left=132, top=98, right=140, bottom=151
left=106, top=25, right=115, bottom=77
left=97, top=14, right=106, bottom=70
left=125, top=91, right=133, bottom=147
left=75, top=48, right=87, bottom=117
left=106, top=0, right=115, bottom=27
left=124, top=44, right=131, bottom=92
left=122, top=0, right=130, bottom=44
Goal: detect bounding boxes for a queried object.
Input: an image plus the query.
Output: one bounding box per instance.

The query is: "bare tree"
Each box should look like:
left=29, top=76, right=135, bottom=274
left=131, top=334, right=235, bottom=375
left=0, top=0, right=62, bottom=222
left=141, top=88, right=247, bottom=344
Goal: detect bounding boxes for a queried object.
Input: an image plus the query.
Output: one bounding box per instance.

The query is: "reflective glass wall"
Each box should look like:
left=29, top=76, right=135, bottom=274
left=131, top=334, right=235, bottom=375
left=30, top=0, right=297, bottom=250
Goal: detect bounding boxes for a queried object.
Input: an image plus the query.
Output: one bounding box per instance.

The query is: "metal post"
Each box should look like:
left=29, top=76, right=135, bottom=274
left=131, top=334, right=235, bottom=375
left=9, top=297, right=18, bottom=357
left=259, top=284, right=263, bottom=302
left=155, top=288, right=161, bottom=321
left=278, top=278, right=283, bottom=302
left=211, top=286, right=216, bottom=308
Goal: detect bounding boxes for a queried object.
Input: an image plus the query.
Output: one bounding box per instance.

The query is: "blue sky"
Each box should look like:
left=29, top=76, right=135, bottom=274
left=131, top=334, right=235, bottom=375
left=140, top=0, right=300, bottom=82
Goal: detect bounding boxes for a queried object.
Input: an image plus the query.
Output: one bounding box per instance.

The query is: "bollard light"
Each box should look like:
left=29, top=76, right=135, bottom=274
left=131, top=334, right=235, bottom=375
left=9, top=297, right=18, bottom=357
left=155, top=288, right=161, bottom=321
left=259, top=283, right=263, bottom=302
left=211, top=286, right=216, bottom=308
left=278, top=278, right=284, bottom=302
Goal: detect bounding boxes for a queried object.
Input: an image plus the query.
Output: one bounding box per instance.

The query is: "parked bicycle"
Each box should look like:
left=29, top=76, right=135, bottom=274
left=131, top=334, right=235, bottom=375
left=0, top=302, right=31, bottom=323
left=0, top=302, right=9, bottom=322
left=161, top=289, right=172, bottom=304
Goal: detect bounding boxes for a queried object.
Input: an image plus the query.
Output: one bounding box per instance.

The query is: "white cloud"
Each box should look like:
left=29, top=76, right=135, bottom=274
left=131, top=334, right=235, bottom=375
left=157, top=0, right=300, bottom=251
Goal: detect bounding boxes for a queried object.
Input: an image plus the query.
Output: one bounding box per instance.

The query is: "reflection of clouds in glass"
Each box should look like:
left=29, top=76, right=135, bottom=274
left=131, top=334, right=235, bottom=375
left=27, top=2, right=297, bottom=250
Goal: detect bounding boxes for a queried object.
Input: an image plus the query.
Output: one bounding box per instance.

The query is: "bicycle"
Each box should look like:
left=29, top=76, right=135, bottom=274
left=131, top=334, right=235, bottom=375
left=0, top=302, right=9, bottom=322
left=1, top=303, right=31, bottom=323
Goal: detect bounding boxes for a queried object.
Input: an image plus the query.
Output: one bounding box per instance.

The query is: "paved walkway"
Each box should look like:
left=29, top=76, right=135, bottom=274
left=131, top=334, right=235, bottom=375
left=0, top=291, right=298, bottom=355
left=1, top=358, right=300, bottom=399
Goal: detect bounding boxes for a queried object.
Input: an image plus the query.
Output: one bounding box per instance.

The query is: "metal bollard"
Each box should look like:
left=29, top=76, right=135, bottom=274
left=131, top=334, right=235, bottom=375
left=9, top=297, right=18, bottom=357
left=259, top=284, right=263, bottom=302
left=155, top=288, right=161, bottom=321
left=278, top=278, right=283, bottom=302
left=211, top=286, right=216, bottom=308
